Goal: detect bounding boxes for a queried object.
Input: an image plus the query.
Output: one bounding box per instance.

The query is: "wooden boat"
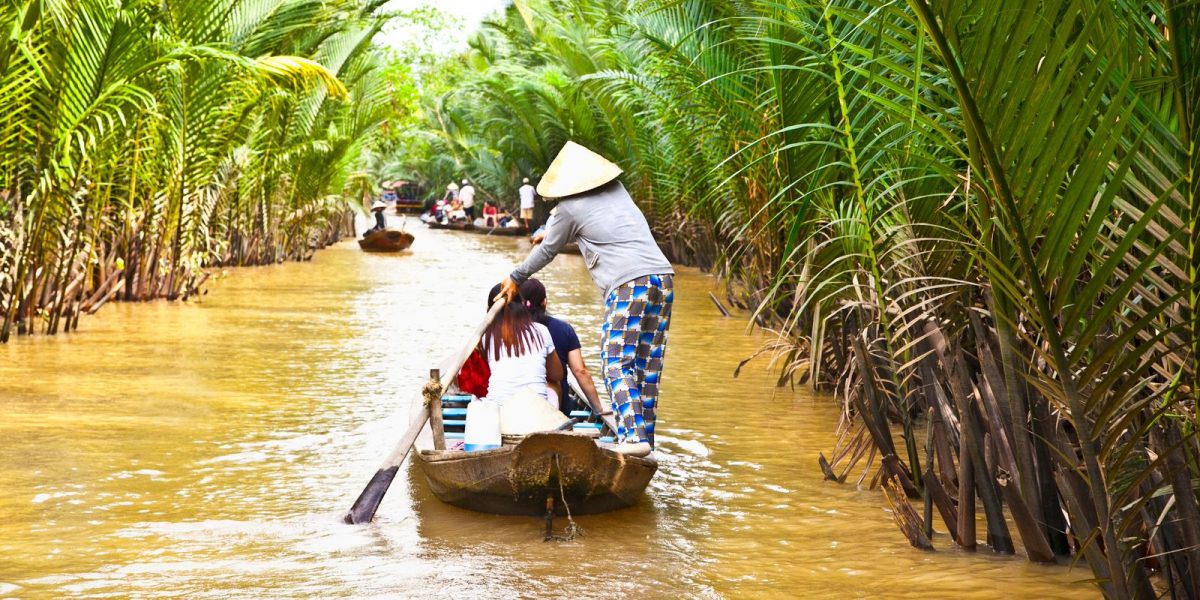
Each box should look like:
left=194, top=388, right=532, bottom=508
left=471, top=225, right=528, bottom=237
left=416, top=432, right=656, bottom=515
left=357, top=229, right=414, bottom=252
left=415, top=396, right=657, bottom=516
left=425, top=220, right=475, bottom=231
left=392, top=200, right=425, bottom=214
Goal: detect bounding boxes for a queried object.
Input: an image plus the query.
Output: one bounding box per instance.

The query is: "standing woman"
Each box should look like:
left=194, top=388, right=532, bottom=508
left=499, top=142, right=673, bottom=456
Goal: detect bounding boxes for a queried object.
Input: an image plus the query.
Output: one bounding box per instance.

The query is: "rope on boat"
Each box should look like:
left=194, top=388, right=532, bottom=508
left=544, top=454, right=582, bottom=542
left=421, top=379, right=442, bottom=408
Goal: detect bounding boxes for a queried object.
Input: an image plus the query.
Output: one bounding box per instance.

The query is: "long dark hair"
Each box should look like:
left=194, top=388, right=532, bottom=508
left=483, top=283, right=540, bottom=360
left=519, top=278, right=549, bottom=325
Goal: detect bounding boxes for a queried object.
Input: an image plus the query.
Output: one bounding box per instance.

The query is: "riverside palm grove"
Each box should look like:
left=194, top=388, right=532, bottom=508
left=1, top=1, right=1198, bottom=599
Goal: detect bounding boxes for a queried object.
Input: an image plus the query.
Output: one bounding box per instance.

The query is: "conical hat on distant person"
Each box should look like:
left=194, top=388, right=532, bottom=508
left=447, top=182, right=459, bottom=191
left=536, top=141, right=622, bottom=199
left=371, top=200, right=386, bottom=210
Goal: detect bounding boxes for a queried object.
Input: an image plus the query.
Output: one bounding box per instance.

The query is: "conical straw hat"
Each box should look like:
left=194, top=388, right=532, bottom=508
left=536, top=141, right=622, bottom=198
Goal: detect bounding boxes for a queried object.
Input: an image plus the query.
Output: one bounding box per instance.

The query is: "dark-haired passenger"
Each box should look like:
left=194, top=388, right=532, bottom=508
left=519, top=278, right=603, bottom=418
left=481, top=283, right=564, bottom=408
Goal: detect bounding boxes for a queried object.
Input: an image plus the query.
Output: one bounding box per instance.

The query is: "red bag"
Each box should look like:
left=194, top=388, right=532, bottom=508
left=457, top=346, right=490, bottom=398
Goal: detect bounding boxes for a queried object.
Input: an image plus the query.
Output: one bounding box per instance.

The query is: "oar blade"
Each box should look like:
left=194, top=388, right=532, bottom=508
left=343, top=466, right=400, bottom=524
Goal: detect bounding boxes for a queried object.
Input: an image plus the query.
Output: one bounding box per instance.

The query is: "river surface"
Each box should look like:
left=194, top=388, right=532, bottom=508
left=0, top=227, right=1098, bottom=598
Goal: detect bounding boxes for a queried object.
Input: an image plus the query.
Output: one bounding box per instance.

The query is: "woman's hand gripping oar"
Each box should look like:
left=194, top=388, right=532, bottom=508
left=344, top=297, right=506, bottom=524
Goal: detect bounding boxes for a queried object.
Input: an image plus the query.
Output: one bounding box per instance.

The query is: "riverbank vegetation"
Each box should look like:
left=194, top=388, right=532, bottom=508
left=397, top=1, right=1199, bottom=597
left=0, top=0, right=418, bottom=341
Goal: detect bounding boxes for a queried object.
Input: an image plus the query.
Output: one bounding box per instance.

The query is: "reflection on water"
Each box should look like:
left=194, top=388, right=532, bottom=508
left=0, top=228, right=1098, bottom=598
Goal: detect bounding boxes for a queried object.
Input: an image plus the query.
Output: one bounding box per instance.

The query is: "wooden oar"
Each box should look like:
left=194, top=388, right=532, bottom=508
left=344, top=298, right=506, bottom=524
left=566, top=372, right=619, bottom=436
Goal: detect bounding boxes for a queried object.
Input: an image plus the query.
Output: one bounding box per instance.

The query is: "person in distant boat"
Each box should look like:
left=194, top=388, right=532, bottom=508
left=518, top=177, right=536, bottom=230
left=482, top=283, right=564, bottom=408
left=381, top=180, right=398, bottom=206
left=459, top=178, right=476, bottom=220
left=497, top=142, right=674, bottom=457
left=519, top=278, right=604, bottom=418
left=427, top=182, right=458, bottom=223
left=482, top=200, right=499, bottom=227
left=446, top=198, right=467, bottom=223
left=365, top=200, right=387, bottom=235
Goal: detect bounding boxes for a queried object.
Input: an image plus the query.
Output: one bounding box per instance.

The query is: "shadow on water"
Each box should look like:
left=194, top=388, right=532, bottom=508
left=0, top=228, right=1099, bottom=598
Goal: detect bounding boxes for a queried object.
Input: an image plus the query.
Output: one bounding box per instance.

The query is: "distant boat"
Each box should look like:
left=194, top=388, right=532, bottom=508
left=358, top=229, right=414, bottom=252
left=425, top=220, right=475, bottom=231
left=471, top=224, right=528, bottom=237
left=387, top=180, right=428, bottom=214
left=392, top=197, right=425, bottom=214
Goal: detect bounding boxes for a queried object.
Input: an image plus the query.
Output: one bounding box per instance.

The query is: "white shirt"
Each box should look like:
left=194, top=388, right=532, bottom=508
left=483, top=323, right=555, bottom=405
left=519, top=184, right=536, bottom=209
left=459, top=185, right=475, bottom=207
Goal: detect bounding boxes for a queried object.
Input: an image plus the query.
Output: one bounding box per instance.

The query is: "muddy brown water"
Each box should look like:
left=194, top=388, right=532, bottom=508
left=0, top=227, right=1098, bottom=598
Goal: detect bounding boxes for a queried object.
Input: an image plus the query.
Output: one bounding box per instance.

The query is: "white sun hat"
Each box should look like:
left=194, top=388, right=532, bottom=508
left=461, top=178, right=469, bottom=185
left=522, top=177, right=530, bottom=183
left=371, top=200, right=386, bottom=210
left=536, top=141, right=622, bottom=198
left=447, top=182, right=459, bottom=191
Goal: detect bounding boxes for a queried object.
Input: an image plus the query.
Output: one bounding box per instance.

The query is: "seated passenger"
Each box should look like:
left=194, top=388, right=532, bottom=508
left=482, top=201, right=499, bottom=227
left=518, top=278, right=604, bottom=417
left=446, top=198, right=467, bottom=223
left=481, top=283, right=564, bottom=409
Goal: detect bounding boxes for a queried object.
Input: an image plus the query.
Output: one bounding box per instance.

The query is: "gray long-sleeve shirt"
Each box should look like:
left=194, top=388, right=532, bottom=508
left=510, top=181, right=673, bottom=298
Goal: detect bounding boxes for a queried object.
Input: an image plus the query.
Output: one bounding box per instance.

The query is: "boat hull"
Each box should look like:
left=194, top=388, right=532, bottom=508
left=357, top=229, right=414, bottom=252
left=393, top=201, right=425, bottom=214
left=426, top=221, right=475, bottom=231
left=472, top=225, right=528, bottom=236
left=415, top=432, right=656, bottom=516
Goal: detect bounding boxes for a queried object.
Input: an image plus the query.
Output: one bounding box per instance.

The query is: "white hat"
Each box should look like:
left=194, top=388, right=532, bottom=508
left=371, top=200, right=386, bottom=210
left=447, top=182, right=459, bottom=191
left=522, top=177, right=530, bottom=184
left=461, top=178, right=469, bottom=185
left=536, top=141, right=622, bottom=198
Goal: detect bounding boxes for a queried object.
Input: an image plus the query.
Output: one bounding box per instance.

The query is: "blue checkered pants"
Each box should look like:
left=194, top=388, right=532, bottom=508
left=601, top=274, right=674, bottom=445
